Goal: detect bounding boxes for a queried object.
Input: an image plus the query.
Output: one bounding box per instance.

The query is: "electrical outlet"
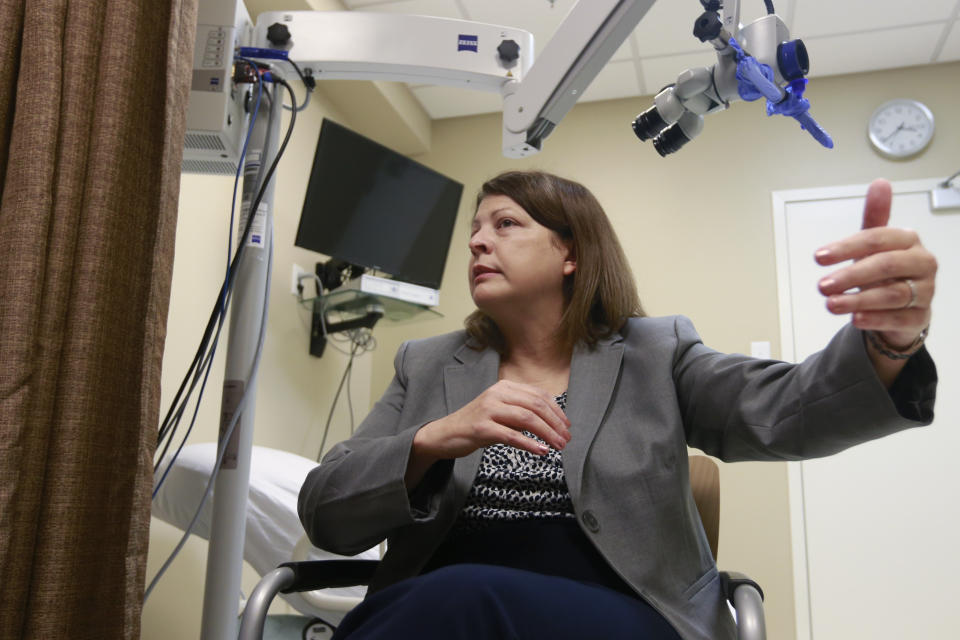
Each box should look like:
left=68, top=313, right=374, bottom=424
left=291, top=264, right=309, bottom=296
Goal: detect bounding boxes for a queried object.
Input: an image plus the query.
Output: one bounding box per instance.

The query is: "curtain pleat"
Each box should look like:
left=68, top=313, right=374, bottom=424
left=0, top=0, right=197, bottom=637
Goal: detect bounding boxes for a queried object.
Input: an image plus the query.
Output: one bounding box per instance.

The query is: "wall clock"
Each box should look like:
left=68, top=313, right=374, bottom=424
left=868, top=99, right=934, bottom=159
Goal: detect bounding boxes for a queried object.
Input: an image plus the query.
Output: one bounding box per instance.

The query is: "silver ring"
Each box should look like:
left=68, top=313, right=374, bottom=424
left=902, top=278, right=918, bottom=309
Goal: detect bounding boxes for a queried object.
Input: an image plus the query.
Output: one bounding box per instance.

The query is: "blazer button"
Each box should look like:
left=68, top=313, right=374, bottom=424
left=581, top=510, right=600, bottom=533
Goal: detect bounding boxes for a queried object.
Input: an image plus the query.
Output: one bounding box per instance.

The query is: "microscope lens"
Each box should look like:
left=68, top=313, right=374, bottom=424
left=632, top=107, right=669, bottom=141
left=652, top=124, right=690, bottom=157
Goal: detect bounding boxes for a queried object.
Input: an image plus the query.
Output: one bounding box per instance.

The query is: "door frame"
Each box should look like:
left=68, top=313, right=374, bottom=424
left=771, top=177, right=944, bottom=640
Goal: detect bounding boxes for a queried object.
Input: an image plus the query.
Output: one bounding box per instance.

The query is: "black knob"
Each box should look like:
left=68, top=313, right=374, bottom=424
left=692, top=11, right=723, bottom=42
left=699, top=0, right=722, bottom=10
left=497, top=39, right=520, bottom=64
left=266, top=23, right=291, bottom=47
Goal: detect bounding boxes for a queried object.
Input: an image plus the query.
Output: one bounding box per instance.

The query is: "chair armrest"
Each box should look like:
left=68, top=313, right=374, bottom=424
left=278, top=559, right=380, bottom=592
left=238, top=560, right=380, bottom=640
left=239, top=567, right=296, bottom=640
left=721, top=571, right=766, bottom=640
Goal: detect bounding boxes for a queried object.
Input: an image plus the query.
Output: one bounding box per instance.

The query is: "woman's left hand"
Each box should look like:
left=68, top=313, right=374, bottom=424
left=814, top=178, right=937, bottom=349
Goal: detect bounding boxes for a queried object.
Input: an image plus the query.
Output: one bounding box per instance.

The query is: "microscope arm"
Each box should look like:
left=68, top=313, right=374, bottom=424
left=251, top=3, right=662, bottom=158
left=501, top=0, right=657, bottom=157
left=251, top=12, right=534, bottom=91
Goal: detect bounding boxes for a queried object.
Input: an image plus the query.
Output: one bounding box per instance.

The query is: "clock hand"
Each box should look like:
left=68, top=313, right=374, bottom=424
left=882, top=121, right=905, bottom=142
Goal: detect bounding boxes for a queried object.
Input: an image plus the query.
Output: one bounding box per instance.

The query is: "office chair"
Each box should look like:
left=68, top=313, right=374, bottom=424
left=238, top=455, right=765, bottom=640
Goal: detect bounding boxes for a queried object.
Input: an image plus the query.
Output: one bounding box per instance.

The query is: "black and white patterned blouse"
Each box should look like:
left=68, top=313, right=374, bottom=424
left=454, top=391, right=574, bottom=532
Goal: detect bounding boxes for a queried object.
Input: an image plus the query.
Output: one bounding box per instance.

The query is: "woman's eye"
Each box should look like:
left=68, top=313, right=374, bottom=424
left=497, top=219, right=516, bottom=229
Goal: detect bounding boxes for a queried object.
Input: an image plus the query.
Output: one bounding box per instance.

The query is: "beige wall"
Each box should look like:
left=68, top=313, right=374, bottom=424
left=369, top=61, right=960, bottom=640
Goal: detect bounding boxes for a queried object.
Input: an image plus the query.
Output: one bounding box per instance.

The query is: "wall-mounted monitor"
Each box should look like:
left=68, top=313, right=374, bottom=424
left=295, top=119, right=463, bottom=290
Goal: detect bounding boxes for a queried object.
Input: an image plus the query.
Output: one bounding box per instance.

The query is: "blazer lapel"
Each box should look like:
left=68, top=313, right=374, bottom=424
left=563, top=332, right=625, bottom=501
left=444, top=342, right=500, bottom=508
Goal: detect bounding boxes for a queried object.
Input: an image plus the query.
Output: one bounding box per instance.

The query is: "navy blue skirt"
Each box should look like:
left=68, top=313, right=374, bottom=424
left=331, top=563, right=681, bottom=640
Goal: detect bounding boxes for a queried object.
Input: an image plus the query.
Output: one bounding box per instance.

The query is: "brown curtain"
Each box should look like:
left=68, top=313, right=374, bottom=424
left=0, top=0, right=197, bottom=637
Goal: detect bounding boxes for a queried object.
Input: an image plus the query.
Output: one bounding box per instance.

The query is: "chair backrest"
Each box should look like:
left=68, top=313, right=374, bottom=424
left=688, top=455, right=720, bottom=560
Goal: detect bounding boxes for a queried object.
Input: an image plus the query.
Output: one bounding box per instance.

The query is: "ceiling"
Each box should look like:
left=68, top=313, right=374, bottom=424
left=335, top=0, right=960, bottom=120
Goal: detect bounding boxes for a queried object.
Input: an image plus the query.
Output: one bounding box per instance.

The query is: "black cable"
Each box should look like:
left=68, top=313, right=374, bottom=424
left=315, top=327, right=378, bottom=457
left=164, top=74, right=297, bottom=437
left=147, top=78, right=298, bottom=595
left=763, top=0, right=775, bottom=15
left=282, top=59, right=314, bottom=112
left=316, top=350, right=355, bottom=462
left=154, top=333, right=225, bottom=491
left=155, top=337, right=220, bottom=474
left=156, top=60, right=265, bottom=458
left=158, top=63, right=298, bottom=451
left=346, top=340, right=357, bottom=434
left=156, top=57, right=267, bottom=448
left=287, top=58, right=314, bottom=92
left=154, top=75, right=298, bottom=493
left=940, top=169, right=960, bottom=187
left=146, top=229, right=274, bottom=602
left=157, top=78, right=295, bottom=462
left=155, top=264, right=240, bottom=460
left=155, top=62, right=265, bottom=457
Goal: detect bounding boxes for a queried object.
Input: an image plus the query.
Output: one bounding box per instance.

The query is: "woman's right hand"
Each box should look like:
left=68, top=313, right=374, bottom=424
left=405, top=380, right=572, bottom=487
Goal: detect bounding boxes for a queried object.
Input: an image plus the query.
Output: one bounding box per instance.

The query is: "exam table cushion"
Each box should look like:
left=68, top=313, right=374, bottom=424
left=151, top=443, right=378, bottom=614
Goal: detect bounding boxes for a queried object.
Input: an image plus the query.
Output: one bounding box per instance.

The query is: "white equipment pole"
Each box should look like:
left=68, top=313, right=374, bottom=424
left=200, top=82, right=280, bottom=640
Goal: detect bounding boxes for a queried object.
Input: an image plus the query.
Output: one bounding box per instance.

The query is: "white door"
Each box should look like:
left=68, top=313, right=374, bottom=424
left=773, top=179, right=960, bottom=640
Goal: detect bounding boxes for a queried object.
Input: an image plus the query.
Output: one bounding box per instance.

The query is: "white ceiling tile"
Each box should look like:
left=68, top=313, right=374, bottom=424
left=462, top=0, right=577, bottom=57
left=579, top=59, right=640, bottom=103
left=640, top=50, right=719, bottom=97
left=938, top=21, right=960, bottom=62
left=345, top=0, right=464, bottom=19
left=793, top=0, right=954, bottom=38
left=736, top=0, right=798, bottom=29
left=632, top=1, right=710, bottom=56
left=610, top=34, right=634, bottom=62
left=803, top=24, right=943, bottom=78
left=410, top=84, right=503, bottom=119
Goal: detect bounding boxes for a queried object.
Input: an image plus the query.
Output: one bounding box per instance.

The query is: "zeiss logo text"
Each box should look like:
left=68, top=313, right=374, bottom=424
left=458, top=34, right=478, bottom=52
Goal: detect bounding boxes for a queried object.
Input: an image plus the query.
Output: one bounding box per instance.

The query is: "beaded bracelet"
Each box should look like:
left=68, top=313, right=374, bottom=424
left=865, top=327, right=929, bottom=360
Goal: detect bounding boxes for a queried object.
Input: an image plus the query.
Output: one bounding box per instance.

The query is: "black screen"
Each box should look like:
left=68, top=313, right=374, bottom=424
left=295, top=119, right=463, bottom=290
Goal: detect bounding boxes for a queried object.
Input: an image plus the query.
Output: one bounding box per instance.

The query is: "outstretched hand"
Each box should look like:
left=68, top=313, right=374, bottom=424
left=815, top=178, right=936, bottom=350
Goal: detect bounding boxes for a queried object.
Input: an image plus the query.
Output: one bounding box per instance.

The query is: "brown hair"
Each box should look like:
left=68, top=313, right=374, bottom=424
left=465, top=170, right=645, bottom=352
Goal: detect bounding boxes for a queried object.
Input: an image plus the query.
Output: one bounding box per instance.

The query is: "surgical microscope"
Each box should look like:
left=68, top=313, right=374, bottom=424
left=632, top=0, right=833, bottom=156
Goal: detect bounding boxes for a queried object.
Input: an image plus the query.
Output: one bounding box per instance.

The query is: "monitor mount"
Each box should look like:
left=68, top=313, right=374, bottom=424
left=309, top=260, right=381, bottom=358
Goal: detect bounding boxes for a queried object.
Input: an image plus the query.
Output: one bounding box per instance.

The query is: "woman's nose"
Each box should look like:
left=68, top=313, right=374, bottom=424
left=469, top=231, right=491, bottom=255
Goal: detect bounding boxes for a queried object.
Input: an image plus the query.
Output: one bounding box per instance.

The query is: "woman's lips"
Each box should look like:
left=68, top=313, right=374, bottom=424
left=472, top=265, right=500, bottom=282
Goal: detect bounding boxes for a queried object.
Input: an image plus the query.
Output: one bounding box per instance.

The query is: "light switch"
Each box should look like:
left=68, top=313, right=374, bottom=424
left=750, top=341, right=771, bottom=359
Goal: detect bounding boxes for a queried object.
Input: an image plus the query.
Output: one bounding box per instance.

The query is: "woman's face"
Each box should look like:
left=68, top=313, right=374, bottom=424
left=468, top=195, right=575, bottom=315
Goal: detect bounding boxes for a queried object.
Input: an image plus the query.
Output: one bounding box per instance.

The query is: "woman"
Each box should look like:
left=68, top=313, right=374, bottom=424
left=299, top=171, right=937, bottom=639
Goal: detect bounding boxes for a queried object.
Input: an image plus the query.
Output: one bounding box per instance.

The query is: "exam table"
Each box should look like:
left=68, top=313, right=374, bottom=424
left=151, top=443, right=380, bottom=625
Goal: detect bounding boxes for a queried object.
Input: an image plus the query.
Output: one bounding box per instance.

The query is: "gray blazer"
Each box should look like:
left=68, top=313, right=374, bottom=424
left=299, top=315, right=935, bottom=640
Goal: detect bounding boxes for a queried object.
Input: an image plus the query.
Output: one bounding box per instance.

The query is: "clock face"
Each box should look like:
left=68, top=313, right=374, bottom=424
left=868, top=99, right=934, bottom=158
